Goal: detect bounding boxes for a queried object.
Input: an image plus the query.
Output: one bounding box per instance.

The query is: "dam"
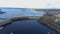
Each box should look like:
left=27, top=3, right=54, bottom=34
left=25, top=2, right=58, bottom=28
left=0, top=8, right=59, bottom=34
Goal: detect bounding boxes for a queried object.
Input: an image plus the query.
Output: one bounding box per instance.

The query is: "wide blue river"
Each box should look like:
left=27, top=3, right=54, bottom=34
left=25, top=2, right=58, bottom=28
left=0, top=8, right=58, bottom=34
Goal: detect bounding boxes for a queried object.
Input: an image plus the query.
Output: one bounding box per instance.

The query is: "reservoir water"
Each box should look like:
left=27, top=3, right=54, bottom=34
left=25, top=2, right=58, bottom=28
left=0, top=8, right=58, bottom=34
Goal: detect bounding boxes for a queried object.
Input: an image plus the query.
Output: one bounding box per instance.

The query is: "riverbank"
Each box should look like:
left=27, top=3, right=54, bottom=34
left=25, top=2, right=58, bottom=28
left=0, top=20, right=58, bottom=34
left=38, top=17, right=60, bottom=34
left=0, top=14, right=59, bottom=34
left=0, top=16, right=59, bottom=34
left=0, top=8, right=59, bottom=34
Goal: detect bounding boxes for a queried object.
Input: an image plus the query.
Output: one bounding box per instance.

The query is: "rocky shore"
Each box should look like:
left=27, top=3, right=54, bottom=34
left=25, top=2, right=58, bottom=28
left=38, top=17, right=60, bottom=34
left=38, top=12, right=60, bottom=34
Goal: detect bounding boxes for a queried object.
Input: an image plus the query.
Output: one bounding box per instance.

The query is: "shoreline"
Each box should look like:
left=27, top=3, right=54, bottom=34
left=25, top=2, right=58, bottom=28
left=0, top=16, right=59, bottom=34
left=38, top=18, right=60, bottom=34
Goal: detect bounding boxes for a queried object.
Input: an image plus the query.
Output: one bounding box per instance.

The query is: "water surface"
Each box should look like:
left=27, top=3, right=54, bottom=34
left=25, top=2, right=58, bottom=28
left=0, top=20, right=58, bottom=34
left=0, top=8, right=58, bottom=34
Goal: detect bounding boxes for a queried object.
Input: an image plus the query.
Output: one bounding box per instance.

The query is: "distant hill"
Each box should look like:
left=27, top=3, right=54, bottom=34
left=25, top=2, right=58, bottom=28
left=34, top=9, right=60, bottom=12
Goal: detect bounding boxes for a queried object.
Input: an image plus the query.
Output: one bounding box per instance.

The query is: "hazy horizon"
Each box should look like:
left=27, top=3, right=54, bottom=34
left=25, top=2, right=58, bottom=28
left=0, top=0, right=60, bottom=9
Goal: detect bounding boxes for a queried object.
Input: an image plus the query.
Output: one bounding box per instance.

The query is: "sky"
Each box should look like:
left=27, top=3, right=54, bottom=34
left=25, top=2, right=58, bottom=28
left=0, top=0, right=60, bottom=9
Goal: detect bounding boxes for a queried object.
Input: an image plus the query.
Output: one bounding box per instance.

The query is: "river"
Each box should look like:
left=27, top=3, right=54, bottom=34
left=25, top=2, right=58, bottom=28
left=0, top=8, right=58, bottom=34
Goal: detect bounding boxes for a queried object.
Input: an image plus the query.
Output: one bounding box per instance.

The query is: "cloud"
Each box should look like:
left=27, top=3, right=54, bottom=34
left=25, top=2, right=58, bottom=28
left=0, top=0, right=60, bottom=8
